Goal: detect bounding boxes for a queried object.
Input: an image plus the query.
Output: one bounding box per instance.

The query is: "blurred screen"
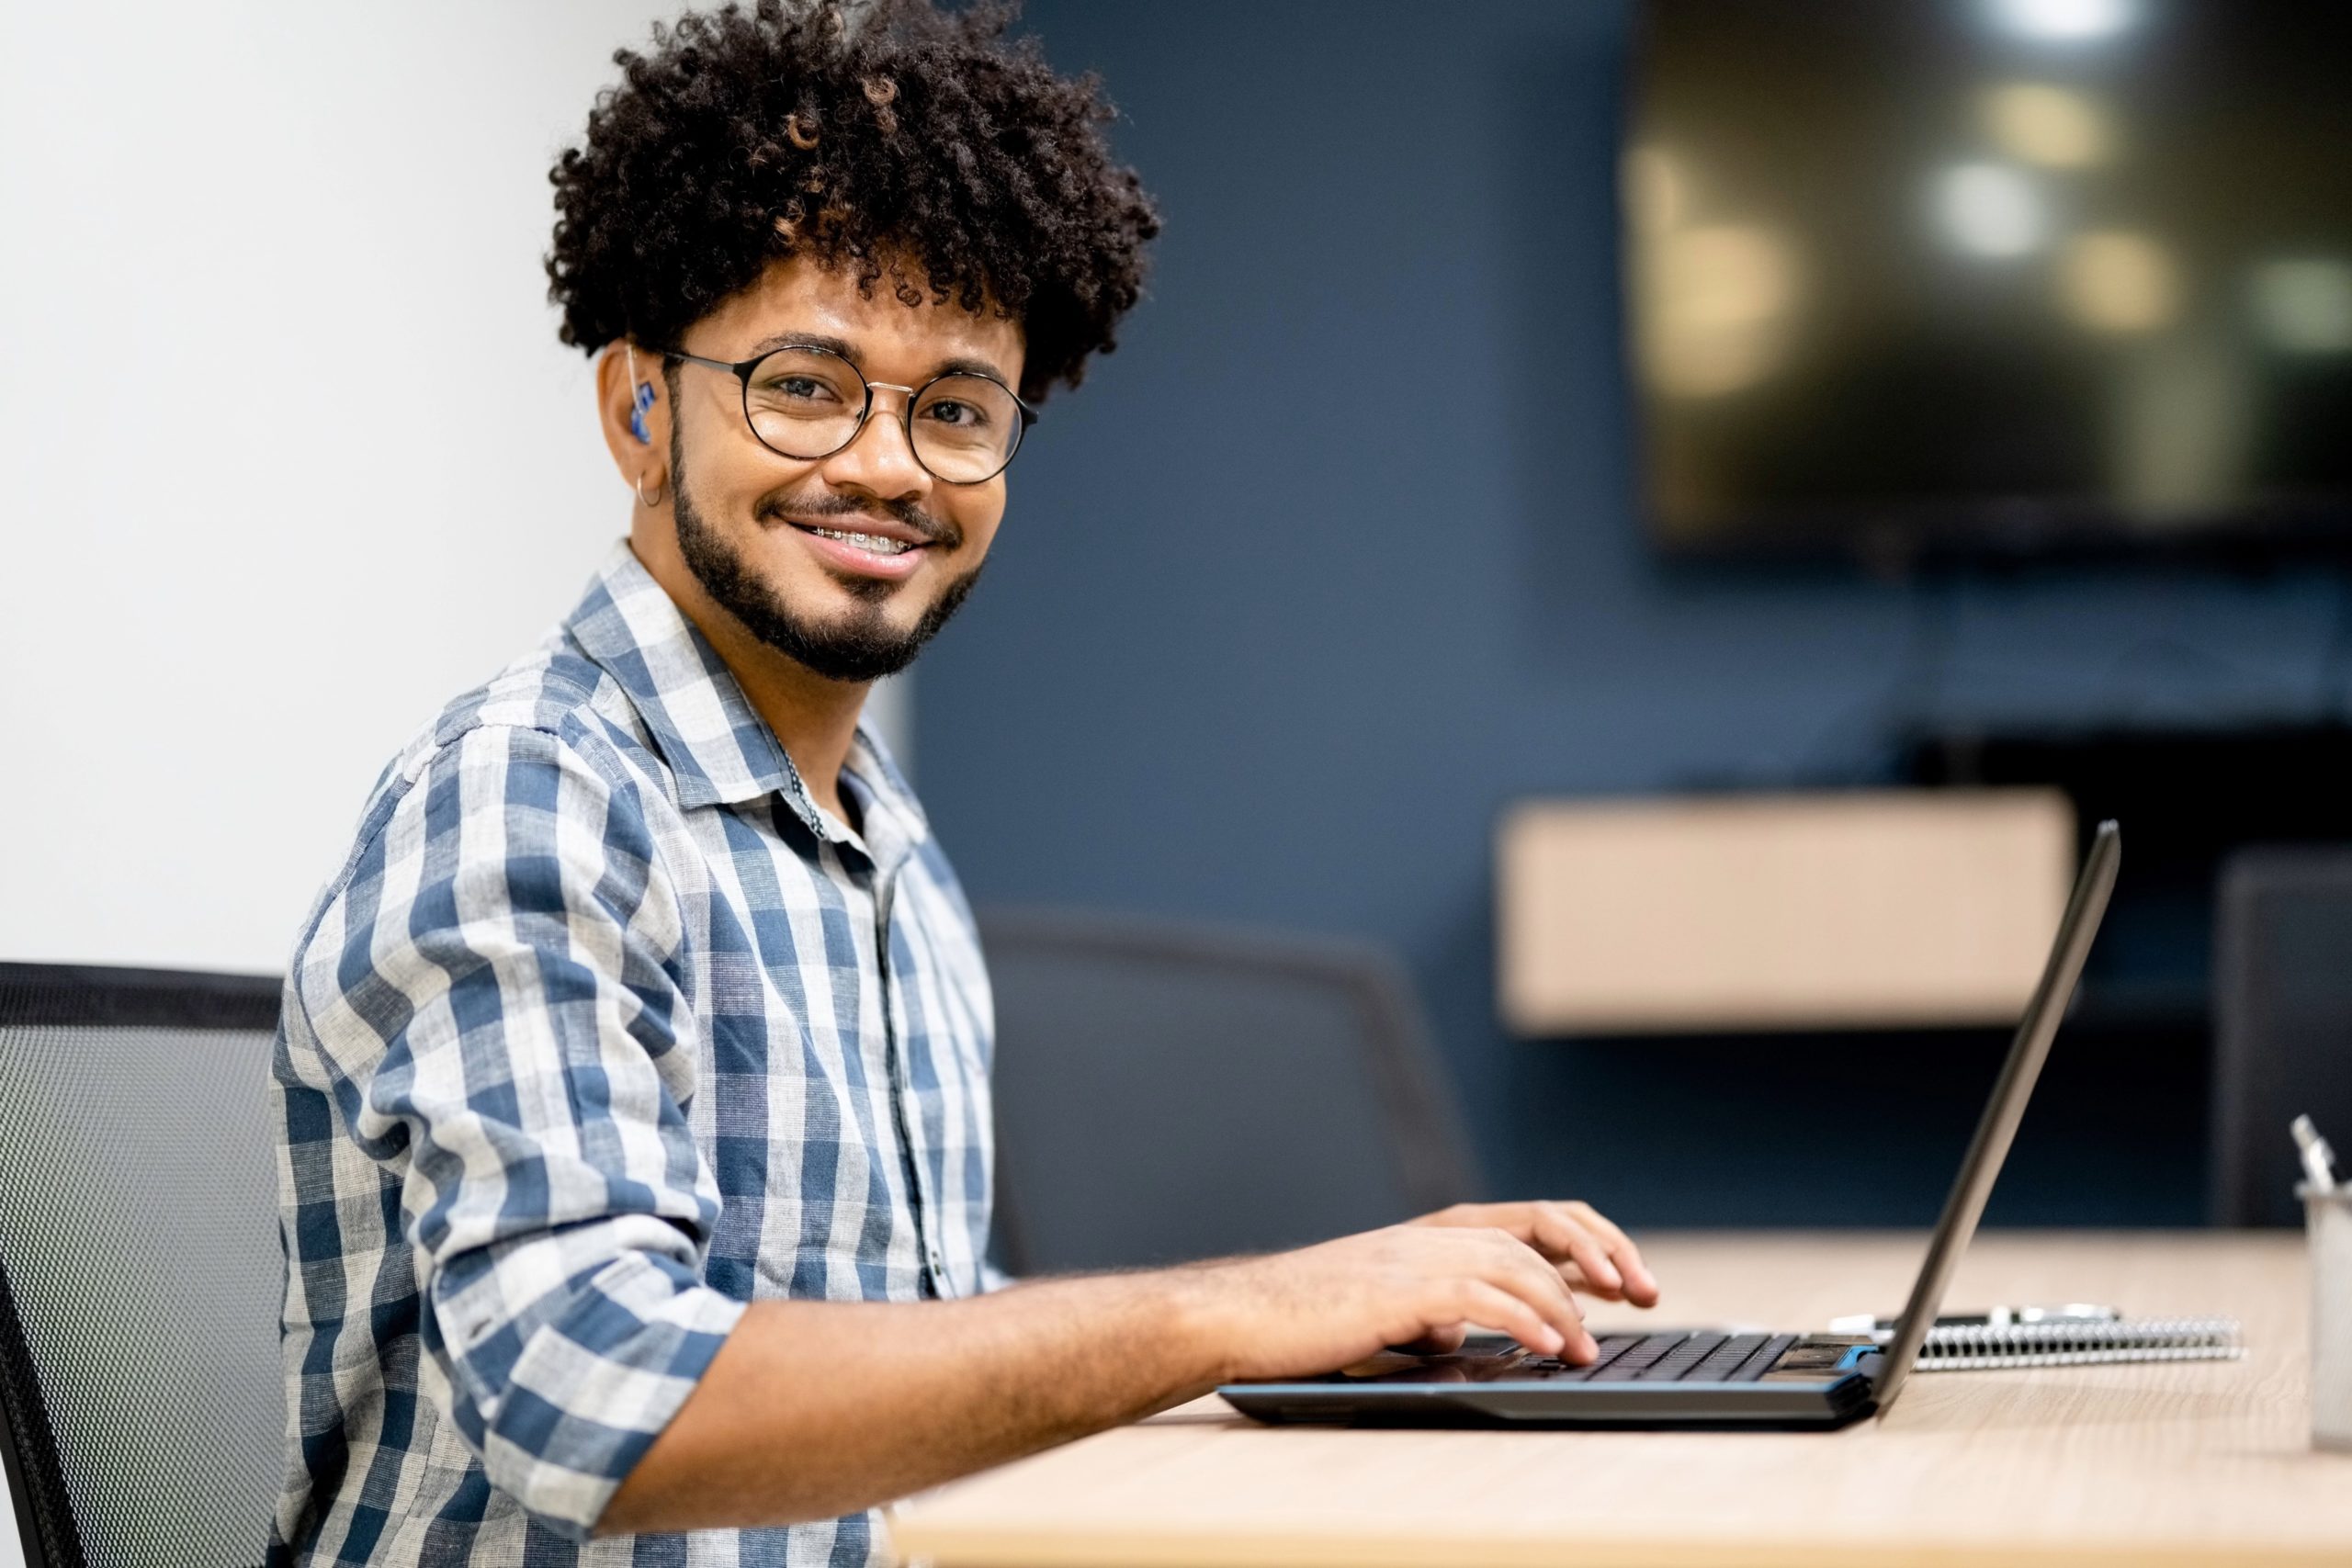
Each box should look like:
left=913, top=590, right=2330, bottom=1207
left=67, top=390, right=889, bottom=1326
left=1629, top=0, right=2352, bottom=558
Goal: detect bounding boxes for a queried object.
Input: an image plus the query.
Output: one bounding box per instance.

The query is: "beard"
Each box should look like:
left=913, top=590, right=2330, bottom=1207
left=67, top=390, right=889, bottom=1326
left=670, top=452, right=986, bottom=684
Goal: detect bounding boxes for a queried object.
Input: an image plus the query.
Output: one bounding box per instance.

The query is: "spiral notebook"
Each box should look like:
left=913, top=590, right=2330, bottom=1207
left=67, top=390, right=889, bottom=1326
left=1828, top=1307, right=2245, bottom=1371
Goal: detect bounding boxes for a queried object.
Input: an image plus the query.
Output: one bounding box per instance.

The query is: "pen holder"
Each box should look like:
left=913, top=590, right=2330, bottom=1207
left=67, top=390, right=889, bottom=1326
left=2308, top=1183, right=2352, bottom=1452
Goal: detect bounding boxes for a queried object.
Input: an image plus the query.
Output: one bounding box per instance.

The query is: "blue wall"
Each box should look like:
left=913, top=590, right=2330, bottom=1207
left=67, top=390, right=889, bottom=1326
left=919, top=0, right=2347, bottom=1227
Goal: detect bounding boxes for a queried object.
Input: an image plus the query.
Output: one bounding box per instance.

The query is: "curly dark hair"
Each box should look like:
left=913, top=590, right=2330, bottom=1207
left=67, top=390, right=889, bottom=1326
left=547, top=0, right=1159, bottom=402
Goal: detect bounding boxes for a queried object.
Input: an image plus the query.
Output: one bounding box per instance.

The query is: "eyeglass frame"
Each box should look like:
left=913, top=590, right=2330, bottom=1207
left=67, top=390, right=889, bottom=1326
left=652, top=341, right=1037, bottom=485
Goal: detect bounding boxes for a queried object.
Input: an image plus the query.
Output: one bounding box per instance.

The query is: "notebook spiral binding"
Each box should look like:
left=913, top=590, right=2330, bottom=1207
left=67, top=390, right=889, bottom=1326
left=1912, top=1316, right=2244, bottom=1371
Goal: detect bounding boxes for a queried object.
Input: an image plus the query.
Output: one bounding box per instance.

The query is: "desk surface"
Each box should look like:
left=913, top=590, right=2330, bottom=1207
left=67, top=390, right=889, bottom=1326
left=889, top=1232, right=2342, bottom=1567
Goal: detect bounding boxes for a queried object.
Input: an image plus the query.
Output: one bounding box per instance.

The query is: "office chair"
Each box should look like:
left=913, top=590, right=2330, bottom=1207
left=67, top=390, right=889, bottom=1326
left=978, top=909, right=1483, bottom=1275
left=2211, top=849, right=2352, bottom=1227
left=0, top=963, right=285, bottom=1568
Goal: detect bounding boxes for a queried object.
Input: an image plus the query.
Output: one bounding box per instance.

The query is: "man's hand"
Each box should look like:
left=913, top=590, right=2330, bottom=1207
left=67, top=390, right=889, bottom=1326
left=1366, top=1201, right=1656, bottom=1356
left=1412, top=1200, right=1659, bottom=1302
left=1179, top=1223, right=1601, bottom=1382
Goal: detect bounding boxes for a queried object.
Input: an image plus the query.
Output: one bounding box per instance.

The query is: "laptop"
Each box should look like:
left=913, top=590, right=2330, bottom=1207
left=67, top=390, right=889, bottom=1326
left=1220, top=818, right=2120, bottom=1432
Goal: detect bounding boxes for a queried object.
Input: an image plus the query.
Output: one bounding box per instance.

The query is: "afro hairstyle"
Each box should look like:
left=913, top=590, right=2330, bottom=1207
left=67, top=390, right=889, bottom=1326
left=547, top=0, right=1160, bottom=403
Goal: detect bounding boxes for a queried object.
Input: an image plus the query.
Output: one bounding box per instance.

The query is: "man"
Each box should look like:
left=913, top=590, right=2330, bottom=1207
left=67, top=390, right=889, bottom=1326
left=271, top=3, right=1659, bottom=1563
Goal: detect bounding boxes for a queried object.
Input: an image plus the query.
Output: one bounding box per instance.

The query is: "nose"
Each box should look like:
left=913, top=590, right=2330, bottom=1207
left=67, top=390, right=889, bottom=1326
left=823, top=382, right=930, bottom=499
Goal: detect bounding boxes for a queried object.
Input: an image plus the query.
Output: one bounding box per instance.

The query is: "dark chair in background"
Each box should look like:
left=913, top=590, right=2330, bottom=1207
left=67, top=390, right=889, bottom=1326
left=0, top=963, right=284, bottom=1568
left=2211, top=850, right=2352, bottom=1227
left=978, top=909, right=1483, bottom=1275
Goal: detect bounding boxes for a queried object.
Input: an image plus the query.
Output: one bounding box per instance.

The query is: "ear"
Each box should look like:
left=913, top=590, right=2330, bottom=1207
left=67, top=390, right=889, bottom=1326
left=595, top=342, right=670, bottom=502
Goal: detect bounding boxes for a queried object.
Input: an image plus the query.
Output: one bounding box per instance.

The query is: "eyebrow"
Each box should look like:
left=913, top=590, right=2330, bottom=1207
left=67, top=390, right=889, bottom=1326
left=743, top=331, right=1014, bottom=387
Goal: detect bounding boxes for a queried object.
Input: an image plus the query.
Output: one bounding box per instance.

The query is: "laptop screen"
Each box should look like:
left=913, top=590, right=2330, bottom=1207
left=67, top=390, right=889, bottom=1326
left=1872, top=821, right=2121, bottom=1411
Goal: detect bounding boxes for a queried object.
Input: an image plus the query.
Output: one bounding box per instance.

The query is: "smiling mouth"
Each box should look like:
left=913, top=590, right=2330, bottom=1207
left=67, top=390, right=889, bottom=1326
left=799, top=524, right=917, bottom=557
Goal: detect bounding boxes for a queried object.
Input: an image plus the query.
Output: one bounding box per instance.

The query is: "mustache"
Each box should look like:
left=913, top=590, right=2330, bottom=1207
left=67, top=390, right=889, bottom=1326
left=755, top=486, right=964, bottom=549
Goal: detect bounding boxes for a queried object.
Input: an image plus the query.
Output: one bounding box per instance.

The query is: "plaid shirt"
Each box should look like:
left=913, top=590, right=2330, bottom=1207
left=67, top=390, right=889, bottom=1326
left=272, top=542, right=995, bottom=1566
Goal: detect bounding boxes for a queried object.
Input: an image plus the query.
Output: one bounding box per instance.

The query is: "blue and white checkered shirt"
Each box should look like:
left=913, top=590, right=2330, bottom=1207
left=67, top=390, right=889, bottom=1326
left=272, top=541, right=996, bottom=1566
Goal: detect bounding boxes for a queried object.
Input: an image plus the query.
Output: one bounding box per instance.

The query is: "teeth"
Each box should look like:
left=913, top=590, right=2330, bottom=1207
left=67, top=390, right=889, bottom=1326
left=810, top=526, right=911, bottom=556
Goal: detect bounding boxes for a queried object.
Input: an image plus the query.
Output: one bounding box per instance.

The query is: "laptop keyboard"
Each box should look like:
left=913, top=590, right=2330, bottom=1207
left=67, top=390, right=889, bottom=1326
left=1519, top=1331, right=1799, bottom=1382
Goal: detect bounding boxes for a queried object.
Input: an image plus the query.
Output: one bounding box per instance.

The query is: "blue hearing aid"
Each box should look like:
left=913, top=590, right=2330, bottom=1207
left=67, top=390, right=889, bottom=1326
left=624, top=344, right=657, bottom=443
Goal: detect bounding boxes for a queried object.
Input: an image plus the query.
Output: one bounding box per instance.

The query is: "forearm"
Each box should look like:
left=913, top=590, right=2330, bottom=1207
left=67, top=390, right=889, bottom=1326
left=596, top=1207, right=1634, bottom=1537
left=598, top=1268, right=1228, bottom=1535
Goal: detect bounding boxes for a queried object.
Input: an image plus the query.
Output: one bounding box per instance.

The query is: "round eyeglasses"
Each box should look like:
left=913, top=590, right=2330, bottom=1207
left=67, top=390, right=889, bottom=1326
left=657, top=342, right=1035, bottom=486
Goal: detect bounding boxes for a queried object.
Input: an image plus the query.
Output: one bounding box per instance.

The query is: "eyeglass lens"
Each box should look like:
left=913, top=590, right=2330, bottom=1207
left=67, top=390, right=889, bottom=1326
left=742, top=345, right=1022, bottom=483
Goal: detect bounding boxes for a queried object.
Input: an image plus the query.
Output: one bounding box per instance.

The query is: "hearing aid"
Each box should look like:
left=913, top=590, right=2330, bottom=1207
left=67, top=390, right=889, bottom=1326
left=625, top=344, right=656, bottom=444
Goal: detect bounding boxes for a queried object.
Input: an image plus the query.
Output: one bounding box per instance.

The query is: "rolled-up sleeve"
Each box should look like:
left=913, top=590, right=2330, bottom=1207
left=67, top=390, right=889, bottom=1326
left=293, top=720, right=744, bottom=1538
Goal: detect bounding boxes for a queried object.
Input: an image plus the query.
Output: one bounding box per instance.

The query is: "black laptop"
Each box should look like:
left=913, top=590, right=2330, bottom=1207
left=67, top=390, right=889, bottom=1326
left=1220, top=820, right=2121, bottom=1432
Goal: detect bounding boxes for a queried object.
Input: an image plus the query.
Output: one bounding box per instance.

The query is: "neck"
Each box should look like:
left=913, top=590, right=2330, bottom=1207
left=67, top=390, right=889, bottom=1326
left=628, top=528, right=866, bottom=824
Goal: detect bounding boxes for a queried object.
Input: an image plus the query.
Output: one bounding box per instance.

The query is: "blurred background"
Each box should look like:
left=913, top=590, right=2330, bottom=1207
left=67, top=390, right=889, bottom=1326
left=6, top=0, right=2349, bottom=1249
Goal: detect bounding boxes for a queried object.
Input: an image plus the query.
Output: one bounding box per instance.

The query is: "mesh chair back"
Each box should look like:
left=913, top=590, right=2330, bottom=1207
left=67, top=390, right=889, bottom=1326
left=0, top=964, right=284, bottom=1568
left=2211, top=851, right=2352, bottom=1227
left=979, top=911, right=1481, bottom=1275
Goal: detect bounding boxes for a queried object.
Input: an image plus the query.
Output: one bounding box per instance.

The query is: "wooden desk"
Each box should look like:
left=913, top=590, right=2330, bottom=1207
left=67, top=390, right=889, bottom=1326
left=889, top=1232, right=2345, bottom=1567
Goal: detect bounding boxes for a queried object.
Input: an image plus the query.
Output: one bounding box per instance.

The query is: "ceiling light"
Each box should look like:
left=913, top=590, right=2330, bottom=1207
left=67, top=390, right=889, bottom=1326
left=1983, top=83, right=2112, bottom=168
left=1986, top=0, right=2138, bottom=43
left=2251, top=259, right=2352, bottom=355
left=2059, top=231, right=2178, bottom=333
left=1935, top=164, right=2046, bottom=258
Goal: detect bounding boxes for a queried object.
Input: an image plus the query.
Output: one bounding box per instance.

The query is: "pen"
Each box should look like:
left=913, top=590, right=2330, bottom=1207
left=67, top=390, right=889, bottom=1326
left=2294, top=1114, right=2340, bottom=1193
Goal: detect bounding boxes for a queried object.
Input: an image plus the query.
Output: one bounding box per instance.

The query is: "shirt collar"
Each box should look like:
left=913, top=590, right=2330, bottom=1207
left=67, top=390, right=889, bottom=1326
left=561, top=542, right=930, bottom=851
left=841, top=721, right=929, bottom=874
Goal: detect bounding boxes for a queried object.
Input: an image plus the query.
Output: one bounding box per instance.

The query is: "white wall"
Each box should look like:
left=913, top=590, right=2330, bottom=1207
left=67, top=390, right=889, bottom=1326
left=0, top=2, right=919, bottom=976
left=0, top=7, right=703, bottom=1558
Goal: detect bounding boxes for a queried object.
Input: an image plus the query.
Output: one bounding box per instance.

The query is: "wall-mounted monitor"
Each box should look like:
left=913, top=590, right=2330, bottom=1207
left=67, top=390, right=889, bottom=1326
left=1628, top=0, right=2352, bottom=560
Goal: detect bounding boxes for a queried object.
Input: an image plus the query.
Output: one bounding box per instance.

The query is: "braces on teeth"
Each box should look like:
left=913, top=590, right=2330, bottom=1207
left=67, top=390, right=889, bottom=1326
left=809, top=526, right=913, bottom=556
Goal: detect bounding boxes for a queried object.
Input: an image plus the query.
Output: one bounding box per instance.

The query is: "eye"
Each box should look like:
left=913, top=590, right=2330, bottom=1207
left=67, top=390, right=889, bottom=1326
left=923, top=399, right=988, bottom=427
left=772, top=375, right=833, bottom=401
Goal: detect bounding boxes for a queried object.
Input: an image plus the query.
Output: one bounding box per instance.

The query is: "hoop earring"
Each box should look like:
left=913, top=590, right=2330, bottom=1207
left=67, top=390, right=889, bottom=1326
left=635, top=470, right=667, bottom=507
